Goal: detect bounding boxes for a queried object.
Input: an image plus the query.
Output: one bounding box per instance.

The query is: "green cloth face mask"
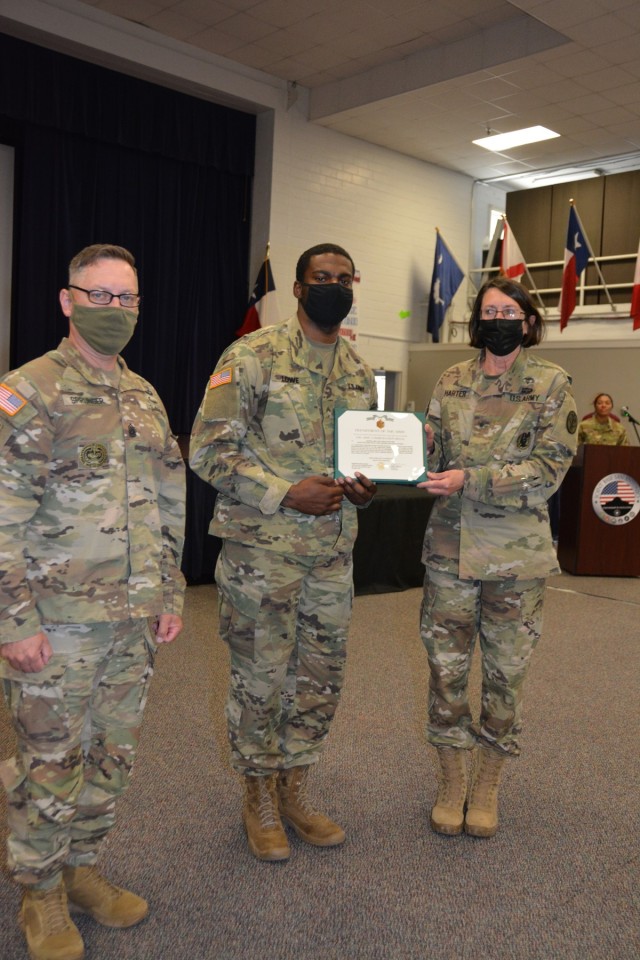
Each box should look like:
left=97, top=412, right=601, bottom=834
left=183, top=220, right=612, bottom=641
left=71, top=304, right=138, bottom=356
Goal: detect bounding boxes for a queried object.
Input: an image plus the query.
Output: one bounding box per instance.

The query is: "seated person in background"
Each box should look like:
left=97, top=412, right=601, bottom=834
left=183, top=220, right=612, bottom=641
left=577, top=393, right=629, bottom=445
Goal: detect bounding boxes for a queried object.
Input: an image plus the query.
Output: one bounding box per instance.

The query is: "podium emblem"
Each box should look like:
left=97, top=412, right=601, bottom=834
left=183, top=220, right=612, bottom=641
left=591, top=473, right=640, bottom=526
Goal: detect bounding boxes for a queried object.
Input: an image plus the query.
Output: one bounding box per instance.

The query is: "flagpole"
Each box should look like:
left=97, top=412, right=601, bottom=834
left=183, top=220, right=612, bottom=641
left=570, top=201, right=616, bottom=311
left=264, top=242, right=271, bottom=294
left=482, top=219, right=503, bottom=287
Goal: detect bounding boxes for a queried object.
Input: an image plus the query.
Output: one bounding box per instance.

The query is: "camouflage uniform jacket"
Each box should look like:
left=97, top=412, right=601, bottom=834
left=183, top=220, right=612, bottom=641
left=0, top=338, right=186, bottom=645
left=422, top=348, right=577, bottom=580
left=189, top=314, right=377, bottom=556
left=577, top=415, right=629, bottom=445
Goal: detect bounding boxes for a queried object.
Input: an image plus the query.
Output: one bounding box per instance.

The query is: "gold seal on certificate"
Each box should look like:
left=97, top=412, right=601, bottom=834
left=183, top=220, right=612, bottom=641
left=334, top=410, right=427, bottom=484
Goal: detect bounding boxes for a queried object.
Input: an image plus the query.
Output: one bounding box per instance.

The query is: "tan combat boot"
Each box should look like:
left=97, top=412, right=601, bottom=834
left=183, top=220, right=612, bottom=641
left=464, top=747, right=507, bottom=838
left=243, top=775, right=290, bottom=861
left=19, top=880, right=85, bottom=960
left=430, top=746, right=469, bottom=836
left=62, top=865, right=148, bottom=927
left=277, top=766, right=345, bottom=846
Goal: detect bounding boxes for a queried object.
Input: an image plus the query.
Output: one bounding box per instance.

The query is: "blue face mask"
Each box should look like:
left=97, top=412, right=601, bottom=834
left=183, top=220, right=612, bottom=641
left=300, top=283, right=353, bottom=331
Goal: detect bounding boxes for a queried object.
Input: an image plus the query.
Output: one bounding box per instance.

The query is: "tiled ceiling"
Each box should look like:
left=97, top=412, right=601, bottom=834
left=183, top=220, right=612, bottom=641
left=74, top=0, right=640, bottom=184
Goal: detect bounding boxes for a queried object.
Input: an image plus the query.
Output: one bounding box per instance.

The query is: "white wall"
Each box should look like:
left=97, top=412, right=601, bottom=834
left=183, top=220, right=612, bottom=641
left=254, top=89, right=474, bottom=404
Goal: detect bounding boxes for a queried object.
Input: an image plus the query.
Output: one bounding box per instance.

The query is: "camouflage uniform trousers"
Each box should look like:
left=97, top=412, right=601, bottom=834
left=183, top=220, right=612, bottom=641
left=0, top=619, right=155, bottom=887
left=420, top=567, right=545, bottom=756
left=216, top=540, right=354, bottom=774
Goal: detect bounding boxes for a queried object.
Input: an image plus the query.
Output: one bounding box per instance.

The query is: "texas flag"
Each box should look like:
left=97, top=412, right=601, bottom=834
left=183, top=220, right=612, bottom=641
left=559, top=205, right=590, bottom=331
left=236, top=254, right=279, bottom=337
left=630, top=239, right=640, bottom=332
left=500, top=220, right=526, bottom=281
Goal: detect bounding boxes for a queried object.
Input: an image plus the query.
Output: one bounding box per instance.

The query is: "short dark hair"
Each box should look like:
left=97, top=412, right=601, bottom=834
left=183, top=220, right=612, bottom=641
left=295, top=243, right=355, bottom=282
left=468, top=276, right=544, bottom=348
left=68, top=244, right=136, bottom=282
left=593, top=392, right=613, bottom=407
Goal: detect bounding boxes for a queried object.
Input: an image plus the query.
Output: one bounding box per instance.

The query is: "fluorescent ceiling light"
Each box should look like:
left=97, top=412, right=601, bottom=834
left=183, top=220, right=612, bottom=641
left=473, top=126, right=560, bottom=152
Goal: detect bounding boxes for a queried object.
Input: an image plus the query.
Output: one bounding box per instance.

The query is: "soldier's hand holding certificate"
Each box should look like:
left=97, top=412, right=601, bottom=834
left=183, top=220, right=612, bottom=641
left=334, top=410, right=427, bottom=484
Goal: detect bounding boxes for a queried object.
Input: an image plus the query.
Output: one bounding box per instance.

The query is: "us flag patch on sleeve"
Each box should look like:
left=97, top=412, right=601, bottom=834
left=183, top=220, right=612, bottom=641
left=209, top=367, right=233, bottom=390
left=0, top=383, right=27, bottom=416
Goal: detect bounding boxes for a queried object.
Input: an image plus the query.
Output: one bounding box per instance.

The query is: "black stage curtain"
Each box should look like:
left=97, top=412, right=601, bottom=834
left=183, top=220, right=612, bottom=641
left=0, top=32, right=256, bottom=583
left=0, top=32, right=255, bottom=433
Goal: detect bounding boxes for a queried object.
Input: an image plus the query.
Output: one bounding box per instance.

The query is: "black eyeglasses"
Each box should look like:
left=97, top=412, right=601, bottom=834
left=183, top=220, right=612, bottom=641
left=480, top=306, right=524, bottom=320
left=68, top=285, right=141, bottom=308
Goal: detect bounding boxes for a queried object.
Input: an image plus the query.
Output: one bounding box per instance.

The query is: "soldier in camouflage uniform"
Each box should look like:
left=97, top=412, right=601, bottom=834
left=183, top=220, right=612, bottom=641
left=0, top=245, right=185, bottom=960
left=418, top=277, right=577, bottom=839
left=577, top=392, right=629, bottom=445
left=190, top=243, right=377, bottom=862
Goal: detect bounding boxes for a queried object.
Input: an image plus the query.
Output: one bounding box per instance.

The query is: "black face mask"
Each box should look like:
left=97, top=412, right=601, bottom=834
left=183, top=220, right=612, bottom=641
left=478, top=319, right=524, bottom=357
left=300, top=283, right=353, bottom=331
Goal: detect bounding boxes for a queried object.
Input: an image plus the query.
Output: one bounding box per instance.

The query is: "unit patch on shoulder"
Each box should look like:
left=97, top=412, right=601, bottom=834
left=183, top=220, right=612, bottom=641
left=209, top=367, right=233, bottom=390
left=566, top=411, right=578, bottom=434
left=0, top=383, right=27, bottom=416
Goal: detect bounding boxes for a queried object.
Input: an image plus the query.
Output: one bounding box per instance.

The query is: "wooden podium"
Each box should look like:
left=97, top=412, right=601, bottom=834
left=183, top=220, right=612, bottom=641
left=557, top=445, right=640, bottom=576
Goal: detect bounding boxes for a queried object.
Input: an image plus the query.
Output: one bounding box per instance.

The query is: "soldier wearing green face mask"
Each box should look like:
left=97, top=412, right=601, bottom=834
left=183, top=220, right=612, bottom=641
left=0, top=244, right=186, bottom=960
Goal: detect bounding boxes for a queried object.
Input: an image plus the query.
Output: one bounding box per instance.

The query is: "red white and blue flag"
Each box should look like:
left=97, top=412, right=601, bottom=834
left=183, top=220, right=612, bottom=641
left=236, top=254, right=278, bottom=337
left=599, top=478, right=635, bottom=504
left=208, top=367, right=233, bottom=391
left=0, top=383, right=27, bottom=416
left=559, top=205, right=590, bottom=331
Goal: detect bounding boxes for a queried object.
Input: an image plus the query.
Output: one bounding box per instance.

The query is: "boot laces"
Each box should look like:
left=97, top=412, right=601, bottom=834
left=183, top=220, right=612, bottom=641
left=290, top=771, right=317, bottom=815
left=470, top=755, right=503, bottom=804
left=38, top=886, right=73, bottom=935
left=437, top=750, right=467, bottom=804
left=257, top=782, right=279, bottom=830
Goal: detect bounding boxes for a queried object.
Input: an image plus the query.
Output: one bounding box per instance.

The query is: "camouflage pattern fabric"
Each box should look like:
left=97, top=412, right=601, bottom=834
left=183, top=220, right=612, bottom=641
left=0, top=338, right=186, bottom=646
left=422, top=349, right=577, bottom=581
left=217, top=541, right=353, bottom=773
left=0, top=619, right=154, bottom=885
left=577, top=416, right=629, bottom=445
left=190, top=314, right=375, bottom=773
left=420, top=568, right=544, bottom=755
left=189, top=314, right=377, bottom=556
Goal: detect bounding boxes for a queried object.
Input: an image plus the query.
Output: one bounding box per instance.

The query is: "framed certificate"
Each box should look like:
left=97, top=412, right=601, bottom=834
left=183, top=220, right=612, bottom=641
left=334, top=410, right=427, bottom=484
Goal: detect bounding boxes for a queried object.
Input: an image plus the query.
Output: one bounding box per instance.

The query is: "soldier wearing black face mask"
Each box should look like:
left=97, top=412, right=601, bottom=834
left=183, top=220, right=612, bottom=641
left=416, top=276, right=577, bottom=842
left=190, top=242, right=378, bottom=864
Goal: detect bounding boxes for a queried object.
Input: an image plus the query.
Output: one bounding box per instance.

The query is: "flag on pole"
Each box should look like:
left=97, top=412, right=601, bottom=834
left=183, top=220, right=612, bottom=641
left=500, top=219, right=527, bottom=280
left=630, top=240, right=640, bottom=331
left=236, top=252, right=278, bottom=337
left=558, top=205, right=590, bottom=331
left=427, top=231, right=464, bottom=343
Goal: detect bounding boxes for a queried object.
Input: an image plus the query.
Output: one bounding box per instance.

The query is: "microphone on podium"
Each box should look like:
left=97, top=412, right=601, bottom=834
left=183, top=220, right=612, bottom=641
left=621, top=405, right=640, bottom=426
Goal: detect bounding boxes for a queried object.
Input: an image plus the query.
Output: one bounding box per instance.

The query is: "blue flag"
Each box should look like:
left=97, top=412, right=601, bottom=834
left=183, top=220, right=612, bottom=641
left=427, top=233, right=464, bottom=342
